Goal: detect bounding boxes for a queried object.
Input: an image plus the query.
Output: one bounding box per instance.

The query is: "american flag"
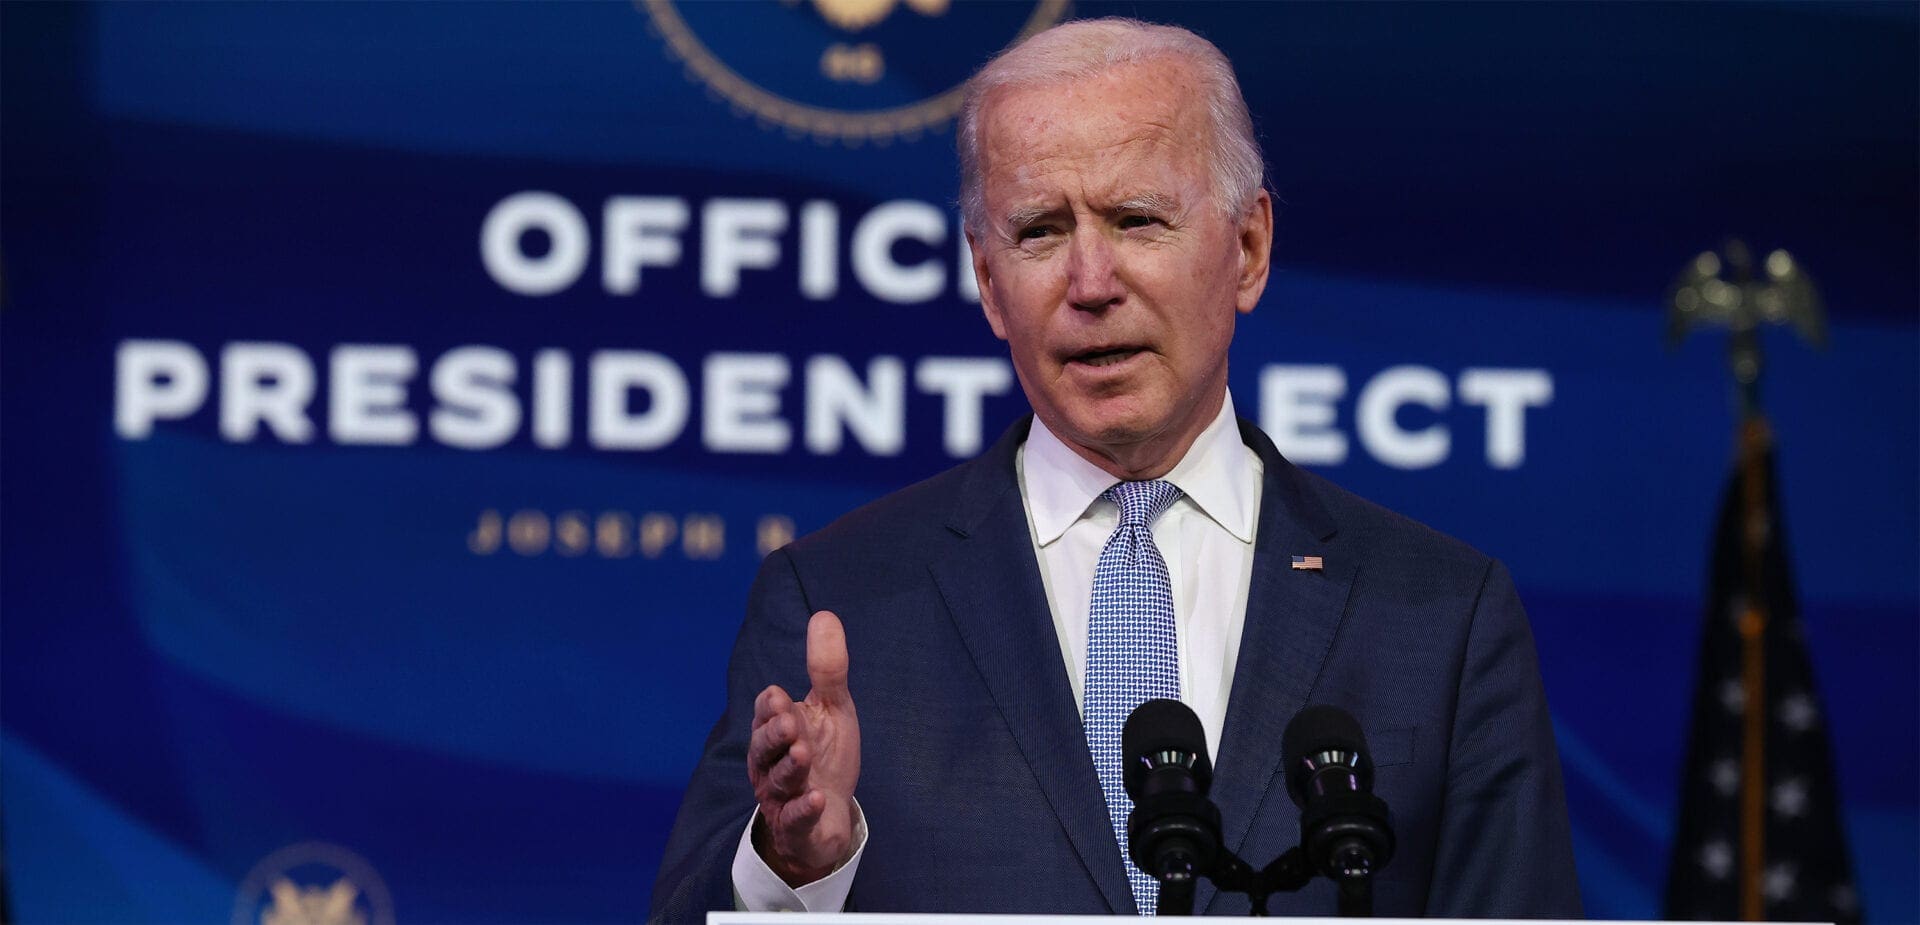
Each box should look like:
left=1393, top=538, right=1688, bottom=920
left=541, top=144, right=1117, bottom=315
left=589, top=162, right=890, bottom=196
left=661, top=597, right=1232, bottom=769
left=1665, top=447, right=1861, bottom=923
left=1290, top=555, right=1323, bottom=571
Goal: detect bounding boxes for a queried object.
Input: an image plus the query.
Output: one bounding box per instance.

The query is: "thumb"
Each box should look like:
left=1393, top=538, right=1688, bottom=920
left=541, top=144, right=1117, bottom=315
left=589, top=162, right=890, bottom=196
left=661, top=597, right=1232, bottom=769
left=806, top=610, right=851, bottom=706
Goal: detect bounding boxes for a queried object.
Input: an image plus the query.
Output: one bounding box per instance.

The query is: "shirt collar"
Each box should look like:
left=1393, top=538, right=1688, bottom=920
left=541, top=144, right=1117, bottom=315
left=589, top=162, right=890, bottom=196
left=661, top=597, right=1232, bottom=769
left=1022, top=391, right=1258, bottom=546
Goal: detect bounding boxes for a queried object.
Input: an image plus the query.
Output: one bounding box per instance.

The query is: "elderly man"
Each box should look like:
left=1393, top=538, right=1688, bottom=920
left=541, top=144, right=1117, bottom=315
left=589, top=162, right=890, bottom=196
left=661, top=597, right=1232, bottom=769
left=651, top=18, right=1580, bottom=921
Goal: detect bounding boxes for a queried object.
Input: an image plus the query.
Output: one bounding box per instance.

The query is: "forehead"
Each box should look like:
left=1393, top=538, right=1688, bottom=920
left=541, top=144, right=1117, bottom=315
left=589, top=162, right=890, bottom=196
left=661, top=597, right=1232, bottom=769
left=976, top=59, right=1211, bottom=204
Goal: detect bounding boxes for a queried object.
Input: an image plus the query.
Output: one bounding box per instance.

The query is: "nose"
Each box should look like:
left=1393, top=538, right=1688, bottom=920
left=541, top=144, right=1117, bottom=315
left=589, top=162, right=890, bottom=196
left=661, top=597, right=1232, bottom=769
left=1065, top=229, right=1124, bottom=311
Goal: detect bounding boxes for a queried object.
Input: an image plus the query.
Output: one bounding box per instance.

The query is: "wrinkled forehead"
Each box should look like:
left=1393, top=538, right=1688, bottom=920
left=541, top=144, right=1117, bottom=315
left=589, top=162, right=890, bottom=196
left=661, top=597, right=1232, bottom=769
left=974, top=61, right=1212, bottom=205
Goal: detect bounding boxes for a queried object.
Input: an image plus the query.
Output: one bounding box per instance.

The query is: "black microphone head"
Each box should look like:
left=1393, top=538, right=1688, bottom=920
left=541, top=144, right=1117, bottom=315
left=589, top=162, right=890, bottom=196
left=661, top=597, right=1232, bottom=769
left=1122, top=698, right=1212, bottom=799
left=1282, top=704, right=1372, bottom=807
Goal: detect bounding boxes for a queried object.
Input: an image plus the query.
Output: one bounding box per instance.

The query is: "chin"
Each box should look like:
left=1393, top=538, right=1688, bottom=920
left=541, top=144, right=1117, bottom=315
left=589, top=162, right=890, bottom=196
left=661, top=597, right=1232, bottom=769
left=1062, top=408, right=1166, bottom=450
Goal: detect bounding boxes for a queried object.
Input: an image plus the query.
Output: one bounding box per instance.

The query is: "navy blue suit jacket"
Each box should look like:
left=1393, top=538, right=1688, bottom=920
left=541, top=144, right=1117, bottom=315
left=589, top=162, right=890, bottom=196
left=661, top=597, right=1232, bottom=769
left=651, top=418, right=1581, bottom=921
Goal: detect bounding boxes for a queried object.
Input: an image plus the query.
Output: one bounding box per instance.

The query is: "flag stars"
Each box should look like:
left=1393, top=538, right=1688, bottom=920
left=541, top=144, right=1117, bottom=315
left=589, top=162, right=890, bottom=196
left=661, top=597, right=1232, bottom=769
left=1763, top=861, right=1798, bottom=903
left=1671, top=468, right=1856, bottom=923
left=1698, top=839, right=1734, bottom=880
left=1770, top=777, right=1809, bottom=818
left=1708, top=757, right=1740, bottom=797
left=1718, top=679, right=1747, bottom=715
left=1778, top=691, right=1819, bottom=732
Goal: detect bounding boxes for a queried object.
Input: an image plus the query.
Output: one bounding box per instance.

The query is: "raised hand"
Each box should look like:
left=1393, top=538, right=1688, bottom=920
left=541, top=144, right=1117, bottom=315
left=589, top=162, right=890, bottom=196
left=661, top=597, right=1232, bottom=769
left=747, top=610, right=862, bottom=885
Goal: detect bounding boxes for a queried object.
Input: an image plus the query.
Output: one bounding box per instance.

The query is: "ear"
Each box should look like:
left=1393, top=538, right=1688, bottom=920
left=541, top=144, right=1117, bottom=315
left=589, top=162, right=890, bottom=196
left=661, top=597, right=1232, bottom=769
left=1234, top=189, right=1274, bottom=315
left=967, top=228, right=1011, bottom=341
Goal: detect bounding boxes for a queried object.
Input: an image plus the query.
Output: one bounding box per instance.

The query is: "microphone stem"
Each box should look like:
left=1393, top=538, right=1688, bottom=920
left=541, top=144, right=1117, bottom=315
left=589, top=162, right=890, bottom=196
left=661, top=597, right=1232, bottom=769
left=1336, top=874, right=1373, bottom=918
left=1154, top=856, right=1197, bottom=916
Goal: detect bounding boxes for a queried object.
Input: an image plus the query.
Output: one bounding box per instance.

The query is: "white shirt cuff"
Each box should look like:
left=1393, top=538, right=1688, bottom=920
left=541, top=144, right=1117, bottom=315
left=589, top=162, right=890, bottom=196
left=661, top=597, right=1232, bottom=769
left=729, top=801, right=868, bottom=912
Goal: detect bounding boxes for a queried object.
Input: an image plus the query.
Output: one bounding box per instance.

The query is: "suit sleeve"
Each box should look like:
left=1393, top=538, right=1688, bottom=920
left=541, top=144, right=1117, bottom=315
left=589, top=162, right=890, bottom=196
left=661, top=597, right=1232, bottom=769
left=649, top=547, right=820, bottom=924
left=1425, top=558, right=1583, bottom=918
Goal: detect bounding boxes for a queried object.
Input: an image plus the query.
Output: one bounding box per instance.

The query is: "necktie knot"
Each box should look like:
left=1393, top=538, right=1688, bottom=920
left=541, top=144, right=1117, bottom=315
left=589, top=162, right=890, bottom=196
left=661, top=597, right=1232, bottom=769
left=1104, top=480, right=1183, bottom=530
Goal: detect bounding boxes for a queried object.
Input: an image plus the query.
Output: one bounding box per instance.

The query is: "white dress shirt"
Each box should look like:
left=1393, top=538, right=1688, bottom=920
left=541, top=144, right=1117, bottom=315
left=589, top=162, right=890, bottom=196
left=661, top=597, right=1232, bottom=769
left=732, top=393, right=1263, bottom=912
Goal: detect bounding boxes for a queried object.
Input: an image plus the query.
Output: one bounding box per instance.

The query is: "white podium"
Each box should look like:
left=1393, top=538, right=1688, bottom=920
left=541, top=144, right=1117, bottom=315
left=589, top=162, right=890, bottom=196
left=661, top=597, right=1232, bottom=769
left=714, top=916, right=1789, bottom=925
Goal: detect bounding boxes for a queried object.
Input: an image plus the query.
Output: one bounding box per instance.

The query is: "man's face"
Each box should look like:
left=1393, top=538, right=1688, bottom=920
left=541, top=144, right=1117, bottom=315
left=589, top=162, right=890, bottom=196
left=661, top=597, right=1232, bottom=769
left=968, top=57, right=1272, bottom=477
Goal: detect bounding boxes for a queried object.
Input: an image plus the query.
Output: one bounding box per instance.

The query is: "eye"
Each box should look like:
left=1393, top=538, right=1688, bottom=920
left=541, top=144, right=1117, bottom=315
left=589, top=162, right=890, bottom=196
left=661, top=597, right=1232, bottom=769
left=1118, top=214, right=1159, bottom=230
left=1017, top=225, right=1054, bottom=241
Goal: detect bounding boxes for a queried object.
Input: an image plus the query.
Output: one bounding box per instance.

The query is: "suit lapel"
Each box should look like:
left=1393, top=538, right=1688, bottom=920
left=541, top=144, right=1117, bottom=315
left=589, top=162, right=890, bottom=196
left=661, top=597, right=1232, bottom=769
left=929, top=418, right=1136, bottom=915
left=1196, top=421, right=1356, bottom=914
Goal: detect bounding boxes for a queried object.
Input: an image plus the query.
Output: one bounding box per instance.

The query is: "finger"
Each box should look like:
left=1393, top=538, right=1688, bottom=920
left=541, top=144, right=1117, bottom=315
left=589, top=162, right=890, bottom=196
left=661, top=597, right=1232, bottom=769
left=753, top=685, right=793, bottom=730
left=748, top=712, right=798, bottom=779
left=806, top=610, right=851, bottom=706
left=767, top=738, right=812, bottom=796
left=774, top=788, right=826, bottom=837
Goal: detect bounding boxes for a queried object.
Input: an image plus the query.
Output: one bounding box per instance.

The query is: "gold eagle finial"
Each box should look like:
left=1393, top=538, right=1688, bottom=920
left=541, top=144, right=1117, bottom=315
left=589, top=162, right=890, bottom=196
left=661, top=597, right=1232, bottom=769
left=262, top=877, right=366, bottom=925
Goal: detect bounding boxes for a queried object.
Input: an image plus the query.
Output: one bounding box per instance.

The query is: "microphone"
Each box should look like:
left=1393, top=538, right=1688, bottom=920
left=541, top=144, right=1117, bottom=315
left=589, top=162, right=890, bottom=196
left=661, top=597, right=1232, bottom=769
left=1281, top=705, right=1396, bottom=890
left=1122, top=699, right=1222, bottom=915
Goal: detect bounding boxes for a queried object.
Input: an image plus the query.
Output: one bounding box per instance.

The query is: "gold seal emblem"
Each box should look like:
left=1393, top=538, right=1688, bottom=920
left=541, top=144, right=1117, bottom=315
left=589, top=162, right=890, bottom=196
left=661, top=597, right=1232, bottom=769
left=232, top=842, right=396, bottom=925
left=811, top=0, right=951, bottom=32
left=640, top=0, right=1067, bottom=142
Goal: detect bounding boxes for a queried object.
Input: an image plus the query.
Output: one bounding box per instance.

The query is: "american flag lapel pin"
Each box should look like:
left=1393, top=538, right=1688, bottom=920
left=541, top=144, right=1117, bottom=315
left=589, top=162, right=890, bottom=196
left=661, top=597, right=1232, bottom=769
left=1291, top=555, right=1324, bottom=571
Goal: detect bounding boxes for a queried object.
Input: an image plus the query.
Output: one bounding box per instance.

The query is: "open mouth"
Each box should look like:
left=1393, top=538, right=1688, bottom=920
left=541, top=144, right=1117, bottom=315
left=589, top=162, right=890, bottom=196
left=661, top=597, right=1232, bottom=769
left=1071, top=347, right=1144, bottom=368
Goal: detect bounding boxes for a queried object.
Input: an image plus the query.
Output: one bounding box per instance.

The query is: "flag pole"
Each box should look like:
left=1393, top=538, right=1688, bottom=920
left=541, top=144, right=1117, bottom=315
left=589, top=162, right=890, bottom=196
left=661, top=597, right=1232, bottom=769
left=1730, top=246, right=1770, bottom=921
left=1735, top=414, right=1770, bottom=921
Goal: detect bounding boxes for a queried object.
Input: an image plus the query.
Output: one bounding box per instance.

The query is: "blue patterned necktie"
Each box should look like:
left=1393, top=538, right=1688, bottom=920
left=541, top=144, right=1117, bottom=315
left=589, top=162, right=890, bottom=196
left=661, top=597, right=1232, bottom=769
left=1084, top=479, right=1184, bottom=915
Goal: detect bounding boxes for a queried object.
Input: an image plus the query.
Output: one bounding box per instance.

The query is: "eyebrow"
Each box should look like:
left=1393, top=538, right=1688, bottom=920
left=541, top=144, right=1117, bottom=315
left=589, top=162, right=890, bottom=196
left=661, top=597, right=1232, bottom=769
left=1115, top=192, right=1179, bottom=216
left=1001, top=205, right=1054, bottom=230
left=1006, top=189, right=1182, bottom=235
left=1001, top=193, right=1180, bottom=230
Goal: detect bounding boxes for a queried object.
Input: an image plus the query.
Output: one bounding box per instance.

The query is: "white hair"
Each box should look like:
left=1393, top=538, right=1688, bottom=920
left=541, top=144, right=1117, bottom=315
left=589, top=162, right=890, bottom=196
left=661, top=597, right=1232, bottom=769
left=956, top=17, right=1265, bottom=236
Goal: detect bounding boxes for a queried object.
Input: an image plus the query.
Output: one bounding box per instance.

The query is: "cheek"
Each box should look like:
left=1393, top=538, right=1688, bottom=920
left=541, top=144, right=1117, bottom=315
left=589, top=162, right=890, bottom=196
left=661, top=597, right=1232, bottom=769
left=988, top=263, right=1064, bottom=333
left=1123, top=245, right=1204, bottom=293
left=1158, top=285, right=1240, bottom=365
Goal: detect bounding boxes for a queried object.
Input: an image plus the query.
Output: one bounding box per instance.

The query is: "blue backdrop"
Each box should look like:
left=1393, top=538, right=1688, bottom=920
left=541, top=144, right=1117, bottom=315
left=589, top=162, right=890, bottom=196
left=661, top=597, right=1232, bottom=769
left=3, top=2, right=1914, bottom=922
